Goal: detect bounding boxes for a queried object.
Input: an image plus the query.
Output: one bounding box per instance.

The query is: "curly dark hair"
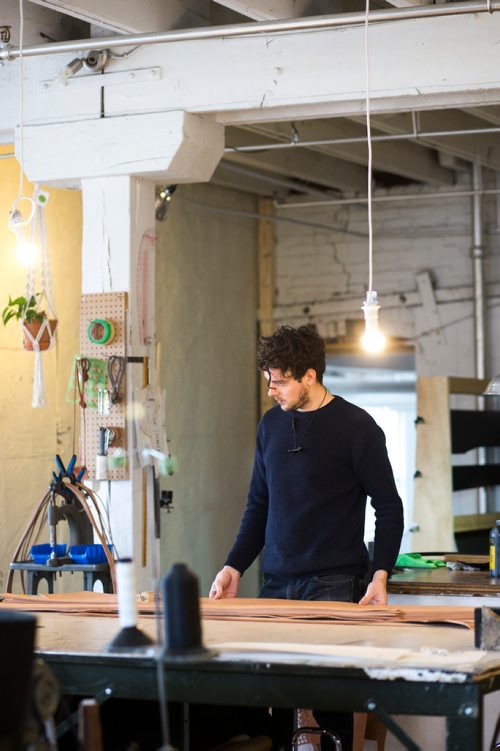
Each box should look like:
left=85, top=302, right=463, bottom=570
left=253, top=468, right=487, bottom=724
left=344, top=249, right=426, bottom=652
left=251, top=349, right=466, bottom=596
left=256, top=325, right=326, bottom=384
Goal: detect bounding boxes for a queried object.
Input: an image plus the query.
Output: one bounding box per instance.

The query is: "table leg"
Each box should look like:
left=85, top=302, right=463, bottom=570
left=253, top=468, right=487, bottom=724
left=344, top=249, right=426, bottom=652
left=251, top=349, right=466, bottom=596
left=446, top=713, right=482, bottom=751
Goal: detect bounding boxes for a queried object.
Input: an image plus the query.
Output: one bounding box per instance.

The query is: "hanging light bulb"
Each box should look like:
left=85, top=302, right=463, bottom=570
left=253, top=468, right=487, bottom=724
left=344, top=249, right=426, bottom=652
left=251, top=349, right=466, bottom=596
left=8, top=204, right=38, bottom=267
left=361, top=290, right=386, bottom=353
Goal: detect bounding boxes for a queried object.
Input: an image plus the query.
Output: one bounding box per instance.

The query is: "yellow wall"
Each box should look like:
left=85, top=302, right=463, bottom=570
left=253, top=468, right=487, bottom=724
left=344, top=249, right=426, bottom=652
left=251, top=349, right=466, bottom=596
left=0, top=145, right=82, bottom=590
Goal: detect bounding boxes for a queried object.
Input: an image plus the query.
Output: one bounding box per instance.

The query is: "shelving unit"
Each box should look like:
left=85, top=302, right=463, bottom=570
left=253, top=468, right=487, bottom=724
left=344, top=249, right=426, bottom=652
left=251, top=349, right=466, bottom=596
left=412, top=376, right=499, bottom=552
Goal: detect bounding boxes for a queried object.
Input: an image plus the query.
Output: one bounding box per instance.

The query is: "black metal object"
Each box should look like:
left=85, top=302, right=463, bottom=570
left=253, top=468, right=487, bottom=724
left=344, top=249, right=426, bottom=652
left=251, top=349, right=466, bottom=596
left=0, top=612, right=36, bottom=751
left=39, top=650, right=500, bottom=751
left=450, top=410, right=500, bottom=454
left=453, top=465, right=500, bottom=491
left=9, top=562, right=112, bottom=595
left=365, top=698, right=420, bottom=751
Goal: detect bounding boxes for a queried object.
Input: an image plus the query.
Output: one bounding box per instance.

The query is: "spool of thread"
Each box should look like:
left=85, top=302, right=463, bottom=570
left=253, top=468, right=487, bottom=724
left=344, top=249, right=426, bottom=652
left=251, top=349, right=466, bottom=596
left=116, top=558, right=138, bottom=628
left=162, top=563, right=210, bottom=658
left=95, top=454, right=109, bottom=481
left=107, top=558, right=153, bottom=652
left=108, top=448, right=127, bottom=470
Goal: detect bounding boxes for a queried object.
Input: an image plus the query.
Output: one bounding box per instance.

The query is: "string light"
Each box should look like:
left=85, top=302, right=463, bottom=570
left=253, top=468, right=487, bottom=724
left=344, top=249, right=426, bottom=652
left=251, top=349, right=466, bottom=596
left=361, top=0, right=386, bottom=354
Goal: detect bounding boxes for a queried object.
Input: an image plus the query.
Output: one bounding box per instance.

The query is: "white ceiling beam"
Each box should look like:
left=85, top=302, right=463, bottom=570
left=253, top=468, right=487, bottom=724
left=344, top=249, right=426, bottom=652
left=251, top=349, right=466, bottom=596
left=26, top=0, right=209, bottom=33
left=463, top=105, right=500, bottom=126
left=2, top=11, right=500, bottom=137
left=2, top=0, right=87, bottom=45
left=18, top=111, right=224, bottom=186
left=234, top=120, right=455, bottom=185
left=213, top=0, right=309, bottom=21
left=225, top=128, right=367, bottom=191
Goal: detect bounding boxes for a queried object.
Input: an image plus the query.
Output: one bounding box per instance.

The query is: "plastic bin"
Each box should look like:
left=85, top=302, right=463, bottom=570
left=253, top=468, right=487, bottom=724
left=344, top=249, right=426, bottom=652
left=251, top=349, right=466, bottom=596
left=68, top=544, right=113, bottom=565
left=30, top=544, right=67, bottom=564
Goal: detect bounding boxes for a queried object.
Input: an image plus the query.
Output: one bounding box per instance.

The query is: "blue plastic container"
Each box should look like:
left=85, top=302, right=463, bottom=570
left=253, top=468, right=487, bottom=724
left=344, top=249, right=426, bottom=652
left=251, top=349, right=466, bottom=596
left=30, top=544, right=67, bottom=564
left=68, top=544, right=112, bottom=565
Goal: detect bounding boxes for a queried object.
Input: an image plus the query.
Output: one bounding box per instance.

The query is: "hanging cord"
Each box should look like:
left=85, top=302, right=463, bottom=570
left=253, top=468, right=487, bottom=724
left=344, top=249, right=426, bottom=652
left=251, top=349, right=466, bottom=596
left=9, top=0, right=35, bottom=226
left=20, top=187, right=58, bottom=407
left=364, top=0, right=374, bottom=293
left=16, top=0, right=24, bottom=203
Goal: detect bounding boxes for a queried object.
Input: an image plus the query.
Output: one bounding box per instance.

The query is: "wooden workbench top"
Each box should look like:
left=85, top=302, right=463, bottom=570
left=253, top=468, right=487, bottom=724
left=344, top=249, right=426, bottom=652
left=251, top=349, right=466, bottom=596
left=389, top=568, right=500, bottom=597
left=29, top=610, right=500, bottom=680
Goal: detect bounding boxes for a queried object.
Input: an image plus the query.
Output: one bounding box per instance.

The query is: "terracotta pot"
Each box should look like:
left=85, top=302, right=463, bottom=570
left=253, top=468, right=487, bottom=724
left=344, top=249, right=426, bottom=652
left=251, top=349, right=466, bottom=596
left=22, top=319, right=58, bottom=351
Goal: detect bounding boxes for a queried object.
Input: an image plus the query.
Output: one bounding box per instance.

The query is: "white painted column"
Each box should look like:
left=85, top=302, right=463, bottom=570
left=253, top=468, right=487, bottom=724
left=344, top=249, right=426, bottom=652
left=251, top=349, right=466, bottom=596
left=82, top=175, right=155, bottom=590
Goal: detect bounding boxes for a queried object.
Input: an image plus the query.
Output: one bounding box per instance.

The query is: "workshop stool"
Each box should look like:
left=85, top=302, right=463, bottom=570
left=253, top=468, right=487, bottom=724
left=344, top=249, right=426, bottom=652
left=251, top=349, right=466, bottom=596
left=353, top=713, right=387, bottom=751
left=292, top=726, right=341, bottom=750
left=295, top=709, right=385, bottom=751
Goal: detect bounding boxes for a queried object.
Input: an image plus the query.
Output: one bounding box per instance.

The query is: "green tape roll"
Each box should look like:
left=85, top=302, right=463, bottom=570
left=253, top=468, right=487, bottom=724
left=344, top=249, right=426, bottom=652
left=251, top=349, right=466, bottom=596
left=88, top=318, right=115, bottom=345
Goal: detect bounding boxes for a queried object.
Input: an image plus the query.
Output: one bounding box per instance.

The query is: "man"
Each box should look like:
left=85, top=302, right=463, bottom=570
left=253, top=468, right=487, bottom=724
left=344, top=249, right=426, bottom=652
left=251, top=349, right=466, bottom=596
left=210, top=325, right=404, bottom=750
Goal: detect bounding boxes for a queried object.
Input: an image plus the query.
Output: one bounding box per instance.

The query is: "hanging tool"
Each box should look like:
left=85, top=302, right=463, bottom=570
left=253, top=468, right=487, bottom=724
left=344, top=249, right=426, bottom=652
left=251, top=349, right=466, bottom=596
left=76, top=357, right=90, bottom=408
left=107, top=356, right=125, bottom=404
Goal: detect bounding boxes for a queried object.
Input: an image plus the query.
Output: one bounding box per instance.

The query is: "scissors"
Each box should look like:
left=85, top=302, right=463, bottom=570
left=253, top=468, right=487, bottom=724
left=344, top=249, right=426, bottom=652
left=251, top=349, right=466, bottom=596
left=76, top=357, right=91, bottom=408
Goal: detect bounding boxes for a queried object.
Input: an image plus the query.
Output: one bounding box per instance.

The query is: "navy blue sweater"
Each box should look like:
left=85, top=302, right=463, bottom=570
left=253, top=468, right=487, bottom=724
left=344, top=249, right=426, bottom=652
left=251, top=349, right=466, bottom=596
left=226, top=396, right=404, bottom=578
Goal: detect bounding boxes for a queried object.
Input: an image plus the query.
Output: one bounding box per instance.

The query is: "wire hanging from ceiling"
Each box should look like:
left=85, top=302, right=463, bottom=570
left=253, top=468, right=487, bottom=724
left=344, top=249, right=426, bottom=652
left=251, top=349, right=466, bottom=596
left=360, top=0, right=386, bottom=354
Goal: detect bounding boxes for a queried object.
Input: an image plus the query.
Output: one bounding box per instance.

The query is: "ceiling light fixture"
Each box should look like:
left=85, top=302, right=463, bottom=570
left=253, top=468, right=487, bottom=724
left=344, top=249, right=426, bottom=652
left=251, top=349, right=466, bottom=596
left=360, top=0, right=386, bottom=355
left=155, top=185, right=177, bottom=222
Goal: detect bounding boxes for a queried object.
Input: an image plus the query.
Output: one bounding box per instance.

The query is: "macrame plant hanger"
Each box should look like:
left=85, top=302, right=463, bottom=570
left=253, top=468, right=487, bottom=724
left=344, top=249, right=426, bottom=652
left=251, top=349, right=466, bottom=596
left=22, top=185, right=58, bottom=408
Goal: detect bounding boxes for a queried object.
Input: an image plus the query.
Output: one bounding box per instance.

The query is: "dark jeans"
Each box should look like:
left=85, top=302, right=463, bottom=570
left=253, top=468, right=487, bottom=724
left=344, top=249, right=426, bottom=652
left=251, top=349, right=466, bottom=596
left=260, top=572, right=365, bottom=751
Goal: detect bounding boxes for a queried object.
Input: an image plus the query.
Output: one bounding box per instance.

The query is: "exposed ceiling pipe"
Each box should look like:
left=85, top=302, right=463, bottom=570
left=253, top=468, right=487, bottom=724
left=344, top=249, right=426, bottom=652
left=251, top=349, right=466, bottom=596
left=471, top=160, right=487, bottom=514
left=225, top=125, right=500, bottom=153
left=0, top=1, right=499, bottom=61
left=472, top=161, right=486, bottom=383
left=276, top=187, right=500, bottom=209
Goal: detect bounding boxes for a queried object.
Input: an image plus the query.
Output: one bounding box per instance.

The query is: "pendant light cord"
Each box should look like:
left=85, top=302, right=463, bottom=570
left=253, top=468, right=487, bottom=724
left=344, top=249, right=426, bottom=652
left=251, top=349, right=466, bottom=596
left=364, top=0, right=373, bottom=294
left=16, top=0, right=25, bottom=203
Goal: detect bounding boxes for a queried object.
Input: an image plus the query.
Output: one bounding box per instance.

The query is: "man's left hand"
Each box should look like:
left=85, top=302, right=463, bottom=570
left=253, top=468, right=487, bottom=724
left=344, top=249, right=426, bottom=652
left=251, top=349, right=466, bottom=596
left=359, top=569, right=388, bottom=605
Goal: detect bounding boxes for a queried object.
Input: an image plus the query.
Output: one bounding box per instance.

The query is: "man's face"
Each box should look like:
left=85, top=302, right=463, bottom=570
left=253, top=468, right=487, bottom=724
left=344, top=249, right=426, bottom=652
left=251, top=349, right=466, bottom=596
left=265, top=368, right=312, bottom=411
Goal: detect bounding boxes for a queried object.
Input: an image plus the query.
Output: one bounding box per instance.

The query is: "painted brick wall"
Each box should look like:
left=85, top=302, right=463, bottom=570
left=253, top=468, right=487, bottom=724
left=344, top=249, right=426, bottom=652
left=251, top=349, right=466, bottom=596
left=274, top=174, right=500, bottom=378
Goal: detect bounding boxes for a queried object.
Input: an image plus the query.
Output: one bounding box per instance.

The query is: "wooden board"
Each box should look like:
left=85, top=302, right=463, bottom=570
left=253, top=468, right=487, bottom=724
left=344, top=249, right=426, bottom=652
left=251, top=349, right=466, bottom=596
left=412, top=377, right=454, bottom=551
left=79, top=292, right=128, bottom=480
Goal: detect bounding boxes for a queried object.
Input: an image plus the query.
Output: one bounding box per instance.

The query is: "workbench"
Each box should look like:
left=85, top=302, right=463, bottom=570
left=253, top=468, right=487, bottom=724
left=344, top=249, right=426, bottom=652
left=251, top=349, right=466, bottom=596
left=389, top=567, right=500, bottom=608
left=30, top=609, right=500, bottom=751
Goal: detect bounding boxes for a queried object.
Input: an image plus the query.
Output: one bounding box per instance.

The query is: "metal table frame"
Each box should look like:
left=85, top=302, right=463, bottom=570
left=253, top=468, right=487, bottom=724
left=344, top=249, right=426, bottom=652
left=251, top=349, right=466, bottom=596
left=41, top=649, right=500, bottom=751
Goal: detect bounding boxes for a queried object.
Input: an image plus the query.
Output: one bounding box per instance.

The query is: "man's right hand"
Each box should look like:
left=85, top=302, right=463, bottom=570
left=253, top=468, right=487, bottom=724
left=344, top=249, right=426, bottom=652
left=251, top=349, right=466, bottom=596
left=209, top=565, right=241, bottom=599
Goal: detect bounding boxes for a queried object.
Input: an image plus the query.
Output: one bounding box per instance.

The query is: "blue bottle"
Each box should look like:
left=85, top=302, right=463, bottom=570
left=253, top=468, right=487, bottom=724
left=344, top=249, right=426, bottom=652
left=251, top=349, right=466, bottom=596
left=490, top=520, right=500, bottom=578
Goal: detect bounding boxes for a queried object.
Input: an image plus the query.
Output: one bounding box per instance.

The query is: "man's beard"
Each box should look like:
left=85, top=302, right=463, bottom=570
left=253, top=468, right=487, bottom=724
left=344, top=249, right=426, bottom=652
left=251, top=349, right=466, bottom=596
left=280, top=382, right=312, bottom=411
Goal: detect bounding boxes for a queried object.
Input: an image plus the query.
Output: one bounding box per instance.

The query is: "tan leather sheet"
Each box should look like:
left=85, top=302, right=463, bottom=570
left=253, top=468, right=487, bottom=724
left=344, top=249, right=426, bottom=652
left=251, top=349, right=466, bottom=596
left=0, top=593, right=475, bottom=628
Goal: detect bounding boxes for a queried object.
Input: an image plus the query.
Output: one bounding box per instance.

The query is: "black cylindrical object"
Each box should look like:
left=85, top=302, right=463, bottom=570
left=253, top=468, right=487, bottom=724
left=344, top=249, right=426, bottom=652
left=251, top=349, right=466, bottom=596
left=162, top=563, right=206, bottom=656
left=0, top=611, right=36, bottom=750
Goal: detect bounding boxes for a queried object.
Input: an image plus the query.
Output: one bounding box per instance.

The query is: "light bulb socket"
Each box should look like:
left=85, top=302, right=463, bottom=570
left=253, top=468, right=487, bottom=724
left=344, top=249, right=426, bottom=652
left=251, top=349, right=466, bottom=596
left=361, top=290, right=386, bottom=353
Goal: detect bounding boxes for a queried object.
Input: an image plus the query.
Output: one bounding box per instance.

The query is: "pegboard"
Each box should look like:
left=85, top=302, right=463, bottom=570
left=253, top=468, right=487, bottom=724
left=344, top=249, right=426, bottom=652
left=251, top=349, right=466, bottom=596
left=80, top=292, right=129, bottom=481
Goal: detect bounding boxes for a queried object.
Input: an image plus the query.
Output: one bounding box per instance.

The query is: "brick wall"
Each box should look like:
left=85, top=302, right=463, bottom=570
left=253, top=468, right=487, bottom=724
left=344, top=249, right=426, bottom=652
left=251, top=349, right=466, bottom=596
left=274, top=173, right=500, bottom=378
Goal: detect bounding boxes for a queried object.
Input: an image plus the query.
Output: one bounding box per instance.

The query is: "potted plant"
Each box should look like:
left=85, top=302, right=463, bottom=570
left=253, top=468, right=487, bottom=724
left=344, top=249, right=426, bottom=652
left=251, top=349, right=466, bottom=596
left=2, top=294, right=58, bottom=351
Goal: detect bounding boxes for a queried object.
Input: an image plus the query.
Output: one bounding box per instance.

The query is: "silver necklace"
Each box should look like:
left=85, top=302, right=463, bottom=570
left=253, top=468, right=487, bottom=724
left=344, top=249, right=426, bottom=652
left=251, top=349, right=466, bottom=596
left=288, top=386, right=328, bottom=455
